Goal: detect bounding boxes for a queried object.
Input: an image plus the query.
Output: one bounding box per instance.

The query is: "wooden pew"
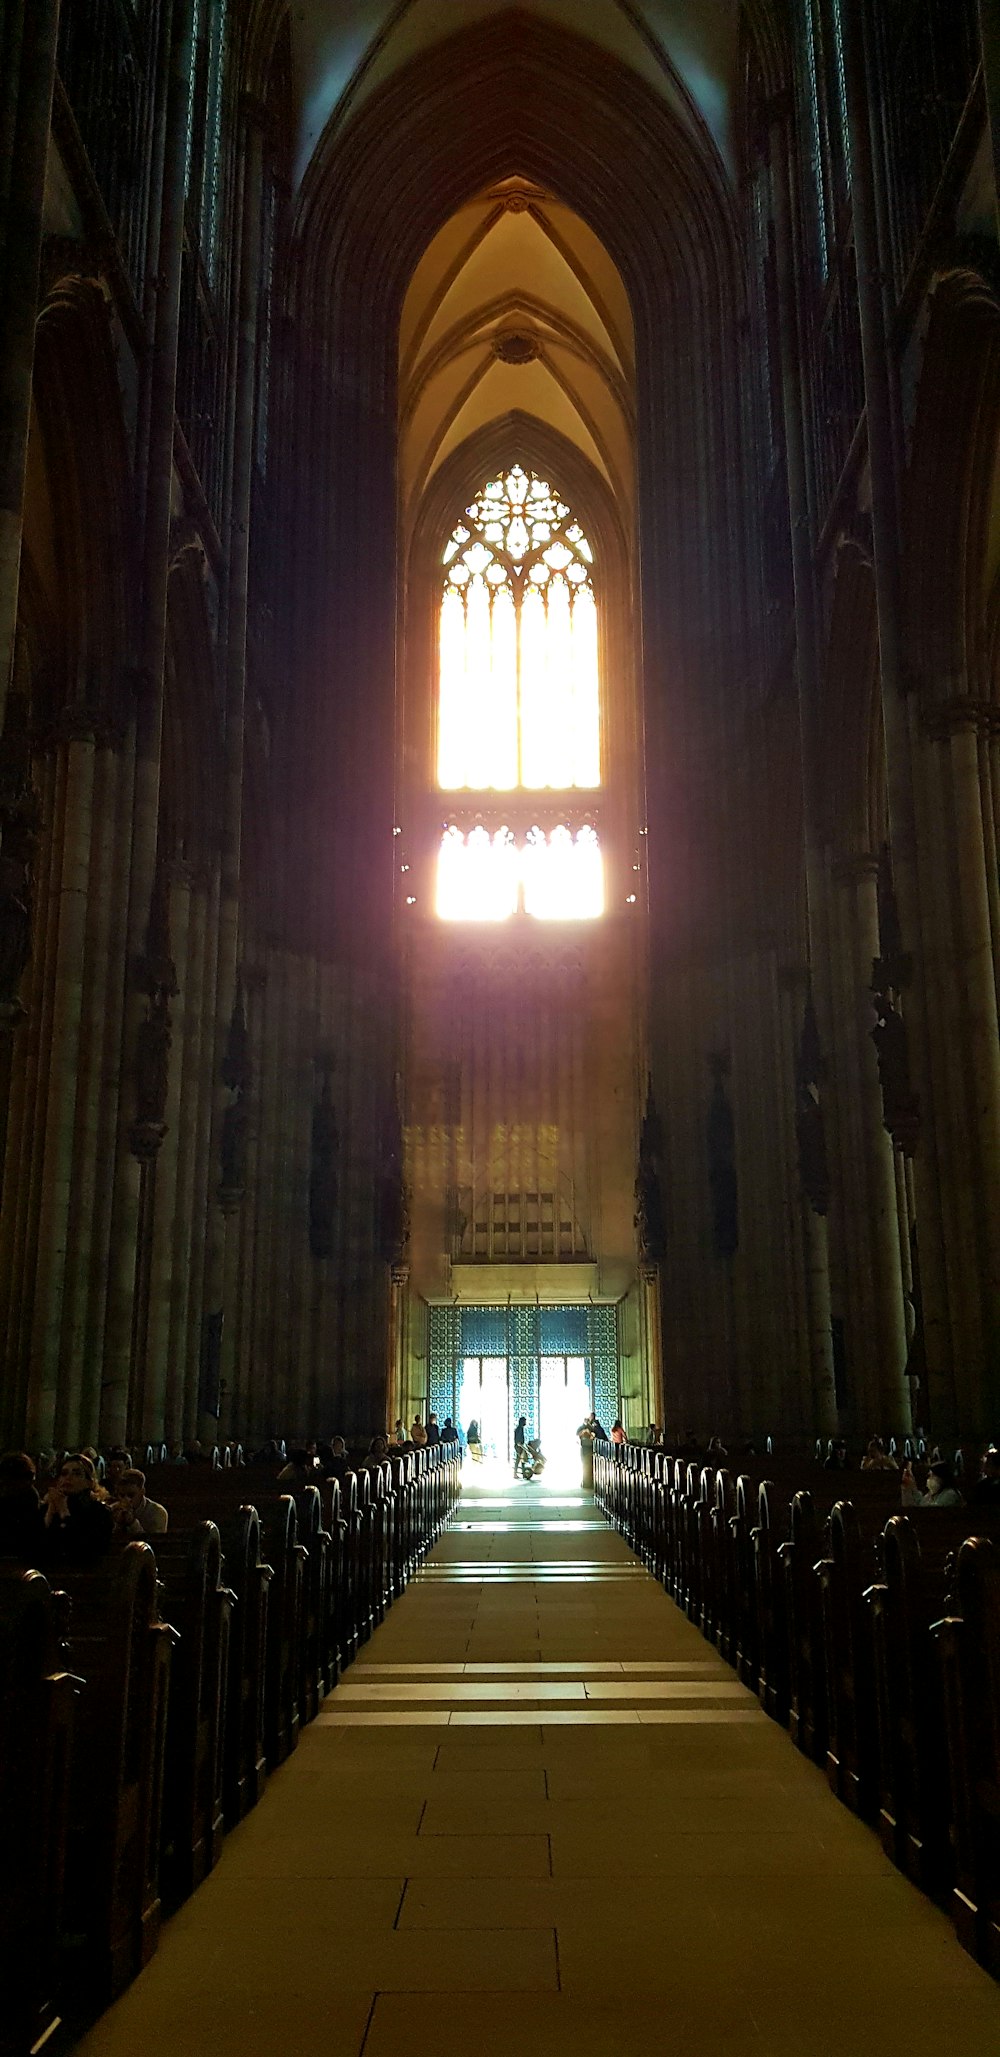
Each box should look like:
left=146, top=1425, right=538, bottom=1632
left=779, top=1490, right=827, bottom=1762
left=868, top=1508, right=1000, bottom=1892
left=752, top=1478, right=792, bottom=1724
left=818, top=1479, right=903, bottom=1815
left=144, top=1483, right=272, bottom=1826
left=935, top=1535, right=1000, bottom=1973
left=0, top=1567, right=78, bottom=2057
left=150, top=1521, right=234, bottom=1905
left=147, top=1468, right=310, bottom=1762
left=218, top=1505, right=271, bottom=1823
left=288, top=1484, right=332, bottom=1720
left=58, top=1544, right=175, bottom=2007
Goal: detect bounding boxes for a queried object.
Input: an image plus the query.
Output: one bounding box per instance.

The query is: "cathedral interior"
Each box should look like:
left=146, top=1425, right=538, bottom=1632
left=3, top=0, right=1000, bottom=1460
left=5, top=3, right=1000, bottom=2051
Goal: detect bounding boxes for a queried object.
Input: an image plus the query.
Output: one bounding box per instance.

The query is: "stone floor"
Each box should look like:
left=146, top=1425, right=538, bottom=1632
left=77, top=1472, right=1000, bottom=2055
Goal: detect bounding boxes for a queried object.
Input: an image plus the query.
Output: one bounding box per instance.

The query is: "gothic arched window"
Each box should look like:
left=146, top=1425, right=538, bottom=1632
left=435, top=466, right=603, bottom=921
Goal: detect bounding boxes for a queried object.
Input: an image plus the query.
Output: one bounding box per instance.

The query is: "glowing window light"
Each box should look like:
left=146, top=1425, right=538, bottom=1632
left=437, top=824, right=518, bottom=921
left=523, top=824, right=604, bottom=920
left=435, top=824, right=603, bottom=922
left=438, top=465, right=600, bottom=791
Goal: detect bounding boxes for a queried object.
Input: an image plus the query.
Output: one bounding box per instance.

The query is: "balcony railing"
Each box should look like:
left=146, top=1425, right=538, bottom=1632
left=872, top=0, right=982, bottom=301
left=57, top=0, right=162, bottom=301
left=176, top=239, right=225, bottom=531
left=807, top=232, right=865, bottom=528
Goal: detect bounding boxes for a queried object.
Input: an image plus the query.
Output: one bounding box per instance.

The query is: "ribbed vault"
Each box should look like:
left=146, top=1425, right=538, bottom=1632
left=281, top=9, right=745, bottom=965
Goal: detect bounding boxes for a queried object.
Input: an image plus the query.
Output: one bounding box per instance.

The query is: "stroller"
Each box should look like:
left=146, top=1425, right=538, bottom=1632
left=519, top=1438, right=547, bottom=1481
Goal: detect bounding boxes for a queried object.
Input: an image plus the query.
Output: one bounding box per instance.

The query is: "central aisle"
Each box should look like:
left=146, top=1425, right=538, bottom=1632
left=79, top=1473, right=1000, bottom=2057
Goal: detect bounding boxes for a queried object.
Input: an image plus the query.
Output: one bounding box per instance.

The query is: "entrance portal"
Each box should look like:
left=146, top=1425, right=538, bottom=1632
left=457, top=1356, right=509, bottom=1461
left=430, top=1304, right=619, bottom=1473
left=539, top=1355, right=590, bottom=1456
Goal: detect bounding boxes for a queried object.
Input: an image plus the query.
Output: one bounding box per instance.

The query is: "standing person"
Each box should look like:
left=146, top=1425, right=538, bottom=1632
left=610, top=1419, right=627, bottom=1444
left=440, top=1417, right=459, bottom=1444
left=393, top=1418, right=406, bottom=1446
left=411, top=1416, right=428, bottom=1448
left=466, top=1419, right=483, bottom=1463
left=426, top=1413, right=441, bottom=1446
left=513, top=1415, right=528, bottom=1477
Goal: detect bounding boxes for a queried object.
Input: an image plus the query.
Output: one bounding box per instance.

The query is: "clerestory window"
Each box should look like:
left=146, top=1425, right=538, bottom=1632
left=435, top=465, right=603, bottom=921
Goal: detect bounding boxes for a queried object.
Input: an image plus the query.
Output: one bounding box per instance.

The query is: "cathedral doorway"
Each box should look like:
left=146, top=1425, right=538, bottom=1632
left=431, top=1303, right=618, bottom=1474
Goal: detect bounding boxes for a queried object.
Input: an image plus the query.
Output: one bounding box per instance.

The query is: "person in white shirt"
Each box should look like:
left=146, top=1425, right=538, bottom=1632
left=113, top=1468, right=168, bottom=1536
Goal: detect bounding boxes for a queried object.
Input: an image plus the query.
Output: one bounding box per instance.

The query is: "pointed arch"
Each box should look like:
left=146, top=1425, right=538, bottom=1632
left=28, top=278, right=135, bottom=726
left=906, top=269, right=1000, bottom=702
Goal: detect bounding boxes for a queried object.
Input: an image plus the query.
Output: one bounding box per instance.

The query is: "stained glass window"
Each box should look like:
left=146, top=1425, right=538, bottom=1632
left=437, top=466, right=600, bottom=791
left=436, top=823, right=604, bottom=923
left=434, top=466, right=604, bottom=921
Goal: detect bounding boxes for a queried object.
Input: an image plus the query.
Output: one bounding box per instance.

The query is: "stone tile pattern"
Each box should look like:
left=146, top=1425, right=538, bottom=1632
left=76, top=1481, right=1000, bottom=2057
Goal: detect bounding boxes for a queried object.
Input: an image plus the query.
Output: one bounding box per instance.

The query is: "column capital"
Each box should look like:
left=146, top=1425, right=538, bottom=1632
left=830, top=850, right=880, bottom=887
left=922, top=695, right=999, bottom=741
left=37, top=703, right=102, bottom=750
left=165, top=856, right=198, bottom=891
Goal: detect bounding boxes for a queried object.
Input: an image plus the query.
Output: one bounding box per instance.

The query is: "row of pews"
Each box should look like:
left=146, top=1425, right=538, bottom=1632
left=594, top=1442, right=1000, bottom=1980
left=0, top=1443, right=461, bottom=2057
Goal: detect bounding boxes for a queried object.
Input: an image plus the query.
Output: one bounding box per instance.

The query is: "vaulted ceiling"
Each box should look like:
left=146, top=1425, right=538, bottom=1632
left=399, top=177, right=635, bottom=517
left=289, top=0, right=738, bottom=188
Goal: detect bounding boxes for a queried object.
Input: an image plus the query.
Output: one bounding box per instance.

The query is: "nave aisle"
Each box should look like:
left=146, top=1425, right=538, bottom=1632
left=78, top=1477, right=1000, bottom=2056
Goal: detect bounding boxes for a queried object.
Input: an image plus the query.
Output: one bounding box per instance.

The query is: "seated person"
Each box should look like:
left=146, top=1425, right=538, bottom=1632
left=0, top=1450, right=45, bottom=1563
left=971, top=1446, right=1000, bottom=1505
left=104, top=1446, right=133, bottom=1494
left=277, top=1446, right=318, bottom=1484
left=410, top=1417, right=428, bottom=1448
left=323, top=1434, right=353, bottom=1482
left=112, top=1468, right=168, bottom=1537
left=901, top=1459, right=963, bottom=1508
left=861, top=1436, right=897, bottom=1471
left=367, top=1434, right=389, bottom=1460
left=41, top=1453, right=115, bottom=1565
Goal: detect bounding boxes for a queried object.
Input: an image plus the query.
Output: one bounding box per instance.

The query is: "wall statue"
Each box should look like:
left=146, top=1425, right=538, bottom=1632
left=308, top=1065, right=338, bottom=1258
left=794, top=991, right=830, bottom=1215
left=634, top=1078, right=666, bottom=1266
left=706, top=1052, right=738, bottom=1258
left=130, top=872, right=177, bottom=1160
left=870, top=845, right=919, bottom=1156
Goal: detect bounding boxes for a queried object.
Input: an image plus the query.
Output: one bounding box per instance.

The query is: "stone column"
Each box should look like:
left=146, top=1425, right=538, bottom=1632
left=907, top=709, right=962, bottom=1432
left=200, top=105, right=265, bottom=1440
left=63, top=729, right=129, bottom=1448
left=841, top=0, right=957, bottom=1433
left=143, top=858, right=193, bottom=1438
left=823, top=876, right=872, bottom=1424
left=228, top=959, right=265, bottom=1440
left=948, top=706, right=1000, bottom=1429
left=165, top=864, right=209, bottom=1439
left=185, top=858, right=220, bottom=1440
left=27, top=711, right=96, bottom=1448
left=101, top=0, right=196, bottom=1444
left=977, top=0, right=1000, bottom=246
left=640, top=1262, right=664, bottom=1431
left=835, top=854, right=909, bottom=1430
left=779, top=962, right=837, bottom=1436
left=0, top=0, right=60, bottom=734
